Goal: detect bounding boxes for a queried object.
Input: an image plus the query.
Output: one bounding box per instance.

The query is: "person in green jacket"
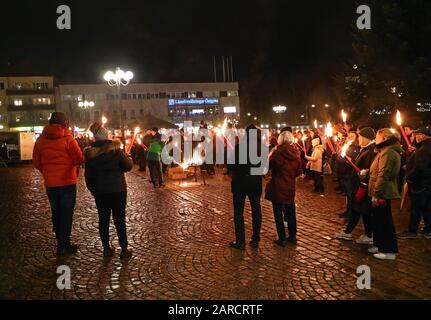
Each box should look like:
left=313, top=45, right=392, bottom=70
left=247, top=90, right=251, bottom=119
left=367, top=128, right=402, bottom=261
left=147, top=131, right=165, bottom=188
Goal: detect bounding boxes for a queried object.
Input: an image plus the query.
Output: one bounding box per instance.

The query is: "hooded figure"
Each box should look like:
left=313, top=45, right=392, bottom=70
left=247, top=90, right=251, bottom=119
left=84, top=122, right=133, bottom=259
left=265, top=131, right=302, bottom=246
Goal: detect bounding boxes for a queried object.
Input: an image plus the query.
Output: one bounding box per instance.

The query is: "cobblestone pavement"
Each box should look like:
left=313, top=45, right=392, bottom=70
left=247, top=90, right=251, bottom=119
left=0, top=165, right=430, bottom=300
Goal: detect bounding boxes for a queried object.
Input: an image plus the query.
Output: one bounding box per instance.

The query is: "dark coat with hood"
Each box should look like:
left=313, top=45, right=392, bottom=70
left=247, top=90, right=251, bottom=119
left=368, top=137, right=402, bottom=200
left=84, top=139, right=133, bottom=195
left=351, top=142, right=377, bottom=190
left=406, top=138, right=431, bottom=192
left=265, top=143, right=302, bottom=204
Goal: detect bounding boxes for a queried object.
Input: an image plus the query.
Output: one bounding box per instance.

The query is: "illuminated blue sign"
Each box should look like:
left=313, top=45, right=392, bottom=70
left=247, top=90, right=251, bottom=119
left=168, top=98, right=219, bottom=106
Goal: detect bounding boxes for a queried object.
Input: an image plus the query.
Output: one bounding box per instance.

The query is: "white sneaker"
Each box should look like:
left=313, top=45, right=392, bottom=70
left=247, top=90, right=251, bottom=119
left=356, top=235, right=373, bottom=245
left=335, top=232, right=353, bottom=241
left=368, top=247, right=379, bottom=253
left=283, top=221, right=288, bottom=228
left=374, top=253, right=396, bottom=260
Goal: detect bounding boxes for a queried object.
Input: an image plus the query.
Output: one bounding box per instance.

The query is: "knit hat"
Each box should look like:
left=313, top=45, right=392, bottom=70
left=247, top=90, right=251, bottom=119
left=89, top=122, right=110, bottom=141
left=358, top=127, right=376, bottom=140
left=49, top=112, right=68, bottom=127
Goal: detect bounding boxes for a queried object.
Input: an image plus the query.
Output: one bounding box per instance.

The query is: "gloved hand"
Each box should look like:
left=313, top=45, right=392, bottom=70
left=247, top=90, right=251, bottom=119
left=355, top=187, right=366, bottom=201
left=371, top=197, right=387, bottom=208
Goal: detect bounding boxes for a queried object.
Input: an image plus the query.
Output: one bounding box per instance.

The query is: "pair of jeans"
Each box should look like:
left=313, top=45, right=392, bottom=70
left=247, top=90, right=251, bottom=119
left=372, top=200, right=398, bottom=253
left=95, top=192, right=128, bottom=249
left=339, top=178, right=354, bottom=215
left=409, top=189, right=431, bottom=233
left=148, top=160, right=164, bottom=185
left=232, top=191, right=262, bottom=244
left=46, top=184, right=77, bottom=249
left=312, top=171, right=324, bottom=192
left=345, top=195, right=373, bottom=238
left=272, top=203, right=297, bottom=241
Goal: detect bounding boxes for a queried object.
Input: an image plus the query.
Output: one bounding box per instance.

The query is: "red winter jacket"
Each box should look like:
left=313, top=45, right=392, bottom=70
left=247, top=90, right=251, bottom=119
left=265, top=143, right=302, bottom=204
left=32, top=124, right=84, bottom=187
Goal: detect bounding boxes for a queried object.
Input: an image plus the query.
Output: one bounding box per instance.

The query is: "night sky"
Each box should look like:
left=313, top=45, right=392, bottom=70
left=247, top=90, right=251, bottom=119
left=0, top=0, right=357, bottom=116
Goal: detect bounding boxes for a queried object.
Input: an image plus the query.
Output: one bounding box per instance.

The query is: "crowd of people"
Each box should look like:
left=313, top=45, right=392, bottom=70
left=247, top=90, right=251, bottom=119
left=31, top=111, right=431, bottom=261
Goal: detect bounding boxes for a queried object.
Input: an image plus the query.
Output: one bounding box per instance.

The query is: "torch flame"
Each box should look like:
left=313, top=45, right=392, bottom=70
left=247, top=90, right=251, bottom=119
left=134, top=127, right=140, bottom=134
left=221, top=117, right=228, bottom=135
left=390, top=128, right=396, bottom=134
left=341, top=140, right=353, bottom=158
left=180, top=163, right=189, bottom=170
left=314, top=120, right=318, bottom=129
left=101, top=116, right=108, bottom=125
left=341, top=109, right=347, bottom=123
left=137, top=138, right=142, bottom=145
left=325, top=122, right=333, bottom=137
left=396, top=110, right=402, bottom=126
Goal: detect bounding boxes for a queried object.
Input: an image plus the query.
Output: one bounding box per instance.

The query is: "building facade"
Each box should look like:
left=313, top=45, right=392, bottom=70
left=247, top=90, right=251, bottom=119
left=0, top=76, right=58, bottom=132
left=58, top=82, right=240, bottom=129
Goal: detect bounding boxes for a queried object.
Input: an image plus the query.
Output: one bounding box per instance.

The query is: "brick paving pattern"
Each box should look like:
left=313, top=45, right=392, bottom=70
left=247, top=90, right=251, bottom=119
left=0, top=165, right=430, bottom=300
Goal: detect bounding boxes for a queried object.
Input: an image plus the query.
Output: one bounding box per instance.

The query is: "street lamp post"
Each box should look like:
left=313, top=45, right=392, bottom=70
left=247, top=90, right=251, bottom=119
left=104, top=67, right=133, bottom=136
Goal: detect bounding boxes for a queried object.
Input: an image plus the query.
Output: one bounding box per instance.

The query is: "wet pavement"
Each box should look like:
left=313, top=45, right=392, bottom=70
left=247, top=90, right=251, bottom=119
left=0, top=165, right=430, bottom=300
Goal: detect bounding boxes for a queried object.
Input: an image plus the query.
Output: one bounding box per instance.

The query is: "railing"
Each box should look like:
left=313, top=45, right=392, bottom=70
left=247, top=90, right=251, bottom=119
left=7, top=104, right=56, bottom=112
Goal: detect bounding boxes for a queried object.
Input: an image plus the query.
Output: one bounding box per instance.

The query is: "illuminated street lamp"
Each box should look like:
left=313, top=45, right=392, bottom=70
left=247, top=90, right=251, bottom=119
left=273, top=105, right=287, bottom=113
left=78, top=100, right=95, bottom=108
left=104, top=67, right=134, bottom=135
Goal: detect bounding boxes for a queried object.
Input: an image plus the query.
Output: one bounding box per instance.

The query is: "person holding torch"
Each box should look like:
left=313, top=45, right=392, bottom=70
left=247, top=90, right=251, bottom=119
left=336, top=127, right=377, bottom=245
left=367, top=128, right=401, bottom=260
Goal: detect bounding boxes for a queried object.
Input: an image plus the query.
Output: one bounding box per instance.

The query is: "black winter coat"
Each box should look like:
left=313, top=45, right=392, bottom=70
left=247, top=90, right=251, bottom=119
left=84, top=140, right=133, bottom=195
left=351, top=142, right=377, bottom=190
left=406, top=139, right=431, bottom=191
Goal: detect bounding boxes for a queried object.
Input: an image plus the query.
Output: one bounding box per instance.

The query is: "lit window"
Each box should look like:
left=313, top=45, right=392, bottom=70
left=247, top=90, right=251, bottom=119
left=188, top=92, right=197, bottom=98
left=14, top=99, right=23, bottom=106
left=227, top=91, right=238, bottom=97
